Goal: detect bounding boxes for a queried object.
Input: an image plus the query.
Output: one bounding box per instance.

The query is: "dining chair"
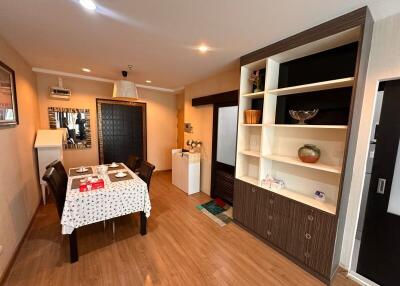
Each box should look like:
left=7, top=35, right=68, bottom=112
left=127, top=155, right=141, bottom=173
left=137, top=161, right=155, bottom=190
left=42, top=167, right=78, bottom=262
left=46, top=160, right=68, bottom=189
left=42, top=167, right=67, bottom=219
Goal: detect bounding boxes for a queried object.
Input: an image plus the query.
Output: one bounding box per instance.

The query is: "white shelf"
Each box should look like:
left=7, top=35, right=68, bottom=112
left=241, top=91, right=265, bottom=99
left=264, top=124, right=348, bottom=130
left=239, top=150, right=261, bottom=158
left=267, top=77, right=354, bottom=96
left=263, top=154, right=342, bottom=174
left=238, top=176, right=259, bottom=186
left=261, top=185, right=337, bottom=215
left=241, top=123, right=263, bottom=127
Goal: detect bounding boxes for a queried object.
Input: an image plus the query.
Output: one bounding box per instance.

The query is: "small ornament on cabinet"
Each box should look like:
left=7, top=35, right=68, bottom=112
left=314, top=190, right=326, bottom=202
left=249, top=70, right=264, bottom=93
left=298, top=144, right=321, bottom=163
left=261, top=174, right=285, bottom=191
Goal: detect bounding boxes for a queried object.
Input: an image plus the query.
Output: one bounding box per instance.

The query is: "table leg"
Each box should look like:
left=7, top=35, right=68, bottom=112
left=69, top=230, right=79, bottom=263
left=140, top=211, right=147, bottom=235
left=41, top=184, right=46, bottom=205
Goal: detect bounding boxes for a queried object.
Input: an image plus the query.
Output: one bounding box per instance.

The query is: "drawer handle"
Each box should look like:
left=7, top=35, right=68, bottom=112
left=269, top=199, right=274, bottom=204
left=304, top=252, right=311, bottom=258
left=305, top=233, right=312, bottom=240
left=267, top=230, right=272, bottom=236
left=252, top=188, right=257, bottom=193
left=268, top=215, right=273, bottom=220
left=307, top=215, right=314, bottom=221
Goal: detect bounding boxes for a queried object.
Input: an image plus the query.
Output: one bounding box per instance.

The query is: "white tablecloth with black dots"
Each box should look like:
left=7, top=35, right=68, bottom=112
left=61, top=163, right=151, bottom=235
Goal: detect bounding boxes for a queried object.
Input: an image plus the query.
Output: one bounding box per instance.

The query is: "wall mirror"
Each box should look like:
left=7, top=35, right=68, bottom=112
left=48, top=107, right=91, bottom=149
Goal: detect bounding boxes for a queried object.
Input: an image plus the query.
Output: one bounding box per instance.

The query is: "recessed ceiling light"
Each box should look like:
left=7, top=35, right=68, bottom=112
left=79, top=0, right=96, bottom=10
left=198, top=44, right=209, bottom=53
left=82, top=68, right=91, bottom=73
left=146, top=80, right=152, bottom=84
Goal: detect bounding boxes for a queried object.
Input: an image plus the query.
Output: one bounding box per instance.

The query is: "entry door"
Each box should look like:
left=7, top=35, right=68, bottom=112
left=211, top=103, right=238, bottom=204
left=357, top=80, right=400, bottom=285
left=97, top=99, right=147, bottom=165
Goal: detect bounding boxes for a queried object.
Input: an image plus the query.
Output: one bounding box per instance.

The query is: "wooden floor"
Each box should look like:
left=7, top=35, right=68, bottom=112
left=4, top=171, right=357, bottom=286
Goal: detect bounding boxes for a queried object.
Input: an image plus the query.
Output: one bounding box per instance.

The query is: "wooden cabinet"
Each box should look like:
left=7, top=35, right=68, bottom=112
left=234, top=179, right=338, bottom=280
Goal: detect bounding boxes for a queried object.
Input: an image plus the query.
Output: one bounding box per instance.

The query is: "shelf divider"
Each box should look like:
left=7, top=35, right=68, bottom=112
left=268, top=77, right=354, bottom=96
left=264, top=124, right=348, bottom=129
left=263, top=154, right=342, bottom=174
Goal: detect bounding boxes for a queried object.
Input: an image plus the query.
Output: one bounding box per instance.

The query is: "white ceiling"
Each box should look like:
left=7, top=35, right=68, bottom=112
left=0, top=0, right=399, bottom=89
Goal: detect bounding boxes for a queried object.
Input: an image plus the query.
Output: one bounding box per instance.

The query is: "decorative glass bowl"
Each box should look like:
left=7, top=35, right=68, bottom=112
left=289, top=109, right=319, bottom=124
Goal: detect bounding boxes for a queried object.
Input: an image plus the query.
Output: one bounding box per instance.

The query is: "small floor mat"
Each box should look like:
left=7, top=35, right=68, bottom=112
left=196, top=200, right=232, bottom=226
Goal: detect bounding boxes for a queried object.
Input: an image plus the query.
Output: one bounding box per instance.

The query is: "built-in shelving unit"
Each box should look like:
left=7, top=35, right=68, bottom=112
left=234, top=8, right=373, bottom=283
left=268, top=77, right=354, bottom=96
left=236, top=28, right=359, bottom=215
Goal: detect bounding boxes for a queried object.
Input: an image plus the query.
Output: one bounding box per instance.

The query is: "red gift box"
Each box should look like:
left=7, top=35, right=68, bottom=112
left=79, top=179, right=105, bottom=192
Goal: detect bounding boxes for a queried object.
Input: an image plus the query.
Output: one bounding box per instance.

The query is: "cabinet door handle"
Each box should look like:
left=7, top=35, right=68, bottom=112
left=269, top=199, right=274, bottom=204
left=304, top=252, right=311, bottom=258
left=251, top=188, right=257, bottom=193
left=307, top=215, right=314, bottom=221
left=267, top=230, right=272, bottom=236
left=305, top=233, right=312, bottom=240
left=268, top=215, right=273, bottom=220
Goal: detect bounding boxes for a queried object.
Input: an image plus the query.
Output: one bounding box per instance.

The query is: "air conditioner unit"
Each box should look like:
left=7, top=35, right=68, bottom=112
left=50, top=77, right=71, bottom=99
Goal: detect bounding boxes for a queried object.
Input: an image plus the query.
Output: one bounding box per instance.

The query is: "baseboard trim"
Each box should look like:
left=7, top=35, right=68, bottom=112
left=0, top=204, right=40, bottom=285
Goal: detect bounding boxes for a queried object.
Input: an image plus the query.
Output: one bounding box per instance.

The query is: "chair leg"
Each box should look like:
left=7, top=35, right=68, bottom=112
left=103, top=220, right=106, bottom=232
left=112, top=220, right=115, bottom=237
left=140, top=211, right=147, bottom=235
left=69, top=230, right=78, bottom=263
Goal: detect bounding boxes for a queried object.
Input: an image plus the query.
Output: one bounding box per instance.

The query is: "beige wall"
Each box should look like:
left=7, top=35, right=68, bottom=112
left=341, top=12, right=400, bottom=268
left=0, top=36, right=40, bottom=279
left=36, top=74, right=177, bottom=171
left=184, top=66, right=240, bottom=195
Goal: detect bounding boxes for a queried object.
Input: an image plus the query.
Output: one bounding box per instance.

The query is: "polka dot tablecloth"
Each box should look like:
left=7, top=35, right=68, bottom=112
left=61, top=164, right=151, bottom=235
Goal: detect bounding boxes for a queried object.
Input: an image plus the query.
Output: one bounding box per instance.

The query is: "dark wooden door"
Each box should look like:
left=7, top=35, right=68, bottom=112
left=97, top=99, right=147, bottom=165
left=211, top=103, right=238, bottom=204
left=357, top=80, right=400, bottom=286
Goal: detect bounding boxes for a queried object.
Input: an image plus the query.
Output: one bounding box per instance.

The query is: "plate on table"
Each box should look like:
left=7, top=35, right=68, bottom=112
left=115, top=172, right=127, bottom=178
left=76, top=167, right=89, bottom=173
left=109, top=162, right=119, bottom=168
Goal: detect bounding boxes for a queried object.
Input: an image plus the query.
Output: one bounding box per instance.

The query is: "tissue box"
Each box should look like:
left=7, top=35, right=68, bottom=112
left=79, top=179, right=104, bottom=192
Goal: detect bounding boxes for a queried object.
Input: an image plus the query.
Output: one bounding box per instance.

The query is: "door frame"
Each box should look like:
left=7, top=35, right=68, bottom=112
left=210, top=100, right=238, bottom=202
left=96, top=99, right=147, bottom=164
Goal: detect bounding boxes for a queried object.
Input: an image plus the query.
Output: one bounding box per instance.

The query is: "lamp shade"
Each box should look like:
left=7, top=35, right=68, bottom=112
left=112, top=80, right=139, bottom=100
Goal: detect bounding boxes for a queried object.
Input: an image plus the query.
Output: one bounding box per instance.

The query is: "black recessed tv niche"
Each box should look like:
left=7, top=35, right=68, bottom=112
left=275, top=42, right=358, bottom=125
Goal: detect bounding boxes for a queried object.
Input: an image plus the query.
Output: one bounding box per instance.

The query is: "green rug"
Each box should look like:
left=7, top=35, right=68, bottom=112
left=196, top=200, right=232, bottom=226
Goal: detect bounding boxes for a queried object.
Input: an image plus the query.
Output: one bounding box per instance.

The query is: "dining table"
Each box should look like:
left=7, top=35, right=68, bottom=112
left=62, top=162, right=151, bottom=263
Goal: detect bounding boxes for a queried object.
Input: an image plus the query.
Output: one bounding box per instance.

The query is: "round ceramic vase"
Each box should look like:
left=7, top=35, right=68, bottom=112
left=298, top=144, right=320, bottom=163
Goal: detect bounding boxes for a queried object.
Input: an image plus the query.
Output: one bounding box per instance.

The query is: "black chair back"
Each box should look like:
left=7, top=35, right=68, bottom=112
left=42, top=167, right=67, bottom=219
left=127, top=155, right=141, bottom=172
left=138, top=161, right=155, bottom=189
left=46, top=160, right=68, bottom=188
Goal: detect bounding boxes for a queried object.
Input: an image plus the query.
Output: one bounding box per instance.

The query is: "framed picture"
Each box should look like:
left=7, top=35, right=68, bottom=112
left=0, top=61, right=18, bottom=126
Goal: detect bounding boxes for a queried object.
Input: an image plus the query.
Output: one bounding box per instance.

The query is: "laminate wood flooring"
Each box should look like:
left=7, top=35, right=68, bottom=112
left=3, top=171, right=358, bottom=286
